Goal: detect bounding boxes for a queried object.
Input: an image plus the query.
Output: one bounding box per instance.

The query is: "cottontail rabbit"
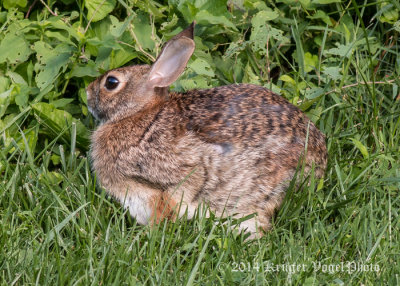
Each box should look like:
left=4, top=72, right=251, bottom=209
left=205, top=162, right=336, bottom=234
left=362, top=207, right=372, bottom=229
left=87, top=22, right=327, bottom=236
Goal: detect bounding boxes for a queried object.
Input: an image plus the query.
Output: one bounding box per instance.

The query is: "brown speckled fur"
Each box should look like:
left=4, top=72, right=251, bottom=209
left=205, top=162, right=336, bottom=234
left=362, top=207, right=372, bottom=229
left=87, top=23, right=327, bottom=236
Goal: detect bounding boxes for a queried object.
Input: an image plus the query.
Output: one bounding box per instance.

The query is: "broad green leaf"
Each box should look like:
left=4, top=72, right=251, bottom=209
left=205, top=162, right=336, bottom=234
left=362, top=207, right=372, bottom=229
left=7, top=71, right=27, bottom=85
left=178, top=76, right=212, bottom=91
left=85, top=0, right=116, bottom=22
left=0, top=89, right=12, bottom=118
left=189, top=58, right=215, bottom=77
left=51, top=154, right=61, bottom=165
left=86, top=36, right=122, bottom=49
left=323, top=66, right=341, bottom=81
left=326, top=43, right=353, bottom=58
left=44, top=31, right=75, bottom=46
left=299, top=0, right=311, bottom=8
left=304, top=52, right=318, bottom=73
left=195, top=0, right=230, bottom=15
left=306, top=106, right=323, bottom=123
left=44, top=171, right=64, bottom=185
left=279, top=75, right=296, bottom=85
left=18, top=128, right=38, bottom=155
left=69, top=61, right=101, bottom=78
left=304, top=87, right=324, bottom=99
left=0, top=76, right=10, bottom=93
left=32, top=102, right=90, bottom=149
left=51, top=98, right=75, bottom=108
left=110, top=14, right=134, bottom=38
left=110, top=49, right=137, bottom=70
left=0, top=12, right=6, bottom=24
left=0, top=33, right=32, bottom=64
left=251, top=9, right=279, bottom=23
left=308, top=10, right=332, bottom=26
left=175, top=1, right=197, bottom=23
left=3, top=0, right=27, bottom=9
left=299, top=94, right=324, bottom=111
left=160, top=14, right=179, bottom=32
left=44, top=18, right=81, bottom=42
left=195, top=10, right=237, bottom=30
left=33, top=42, right=75, bottom=89
left=250, top=11, right=287, bottom=55
left=131, top=12, right=156, bottom=51
left=135, top=0, right=165, bottom=18
left=14, top=85, right=30, bottom=107
left=243, top=63, right=260, bottom=84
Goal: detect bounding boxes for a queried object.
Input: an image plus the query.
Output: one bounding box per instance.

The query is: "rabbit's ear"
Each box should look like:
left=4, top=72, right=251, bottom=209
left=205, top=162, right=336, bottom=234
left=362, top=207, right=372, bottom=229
left=147, top=24, right=195, bottom=88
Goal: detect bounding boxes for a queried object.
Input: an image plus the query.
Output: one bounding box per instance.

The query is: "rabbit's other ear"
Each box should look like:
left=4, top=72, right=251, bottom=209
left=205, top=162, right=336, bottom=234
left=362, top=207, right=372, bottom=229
left=147, top=23, right=195, bottom=88
left=170, top=21, right=195, bottom=40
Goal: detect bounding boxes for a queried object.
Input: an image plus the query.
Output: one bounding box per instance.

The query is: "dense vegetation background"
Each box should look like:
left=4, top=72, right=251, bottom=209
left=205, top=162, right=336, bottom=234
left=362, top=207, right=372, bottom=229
left=1, top=0, right=399, bottom=284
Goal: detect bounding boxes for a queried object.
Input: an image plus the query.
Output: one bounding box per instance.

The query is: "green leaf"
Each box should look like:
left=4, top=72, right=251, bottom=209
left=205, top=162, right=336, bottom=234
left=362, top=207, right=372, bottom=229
left=323, top=66, right=341, bottom=81
left=3, top=0, right=27, bottom=9
left=379, top=2, right=399, bottom=24
left=178, top=76, right=212, bottom=91
left=195, top=10, right=237, bottom=30
left=250, top=11, right=287, bottom=55
left=351, top=138, right=369, bottom=159
left=43, top=18, right=81, bottom=42
left=85, top=0, right=116, bottom=22
left=110, top=49, right=137, bottom=70
left=299, top=94, right=324, bottom=111
left=304, top=52, right=318, bottom=73
left=189, top=58, right=215, bottom=77
left=0, top=76, right=10, bottom=94
left=0, top=89, right=12, bottom=118
left=32, top=102, right=90, bottom=149
left=44, top=31, right=75, bottom=46
left=279, top=75, right=296, bottom=85
left=0, top=33, right=32, bottom=64
left=33, top=42, right=75, bottom=90
left=304, top=87, right=324, bottom=99
left=308, top=10, right=332, bottom=26
left=110, top=14, right=134, bottom=38
left=69, top=61, right=101, bottom=78
left=311, top=0, right=341, bottom=4
left=243, top=63, right=260, bottom=84
left=7, top=71, right=27, bottom=86
left=394, top=20, right=400, bottom=32
left=160, top=14, right=179, bottom=33
left=251, top=9, right=279, bottom=23
left=14, top=85, right=30, bottom=107
left=326, top=43, right=353, bottom=58
left=131, top=12, right=156, bottom=51
left=51, top=98, right=75, bottom=108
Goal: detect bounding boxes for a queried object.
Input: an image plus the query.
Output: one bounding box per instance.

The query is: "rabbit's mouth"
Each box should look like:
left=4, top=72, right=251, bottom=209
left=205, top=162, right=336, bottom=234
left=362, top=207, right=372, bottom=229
left=86, top=87, right=108, bottom=124
left=87, top=104, right=110, bottom=125
left=87, top=105, right=100, bottom=122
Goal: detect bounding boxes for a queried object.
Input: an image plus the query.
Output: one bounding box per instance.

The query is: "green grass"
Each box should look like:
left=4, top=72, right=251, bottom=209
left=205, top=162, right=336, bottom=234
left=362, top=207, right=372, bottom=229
left=1, top=79, right=399, bottom=285
left=1, top=1, right=400, bottom=285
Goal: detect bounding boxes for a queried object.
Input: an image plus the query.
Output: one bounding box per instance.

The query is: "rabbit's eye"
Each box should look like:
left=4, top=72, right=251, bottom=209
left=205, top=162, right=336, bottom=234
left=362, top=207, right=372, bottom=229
left=105, top=76, right=119, bottom=90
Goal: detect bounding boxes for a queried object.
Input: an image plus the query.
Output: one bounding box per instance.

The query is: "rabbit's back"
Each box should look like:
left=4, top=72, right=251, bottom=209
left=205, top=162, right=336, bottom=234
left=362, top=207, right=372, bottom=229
left=179, top=84, right=325, bottom=150
left=170, top=84, right=327, bottom=225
